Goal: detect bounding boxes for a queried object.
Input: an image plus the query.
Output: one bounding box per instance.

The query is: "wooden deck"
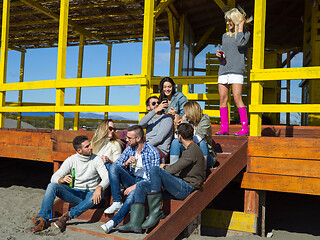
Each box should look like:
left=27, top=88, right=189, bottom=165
left=1, top=126, right=319, bottom=237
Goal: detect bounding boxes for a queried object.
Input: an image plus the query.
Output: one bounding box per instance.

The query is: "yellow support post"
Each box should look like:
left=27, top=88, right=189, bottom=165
left=167, top=9, right=176, bottom=76
left=0, top=0, right=10, bottom=128
left=178, top=14, right=185, bottom=92
left=55, top=0, right=69, bottom=130
left=104, top=44, right=112, bottom=119
left=73, top=34, right=84, bottom=130
left=249, top=0, right=266, bottom=136
left=139, top=0, right=155, bottom=121
left=17, top=51, right=26, bottom=128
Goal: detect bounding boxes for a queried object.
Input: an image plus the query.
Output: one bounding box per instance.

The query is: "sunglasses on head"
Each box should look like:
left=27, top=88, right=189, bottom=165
left=108, top=126, right=116, bottom=131
left=225, top=19, right=232, bottom=24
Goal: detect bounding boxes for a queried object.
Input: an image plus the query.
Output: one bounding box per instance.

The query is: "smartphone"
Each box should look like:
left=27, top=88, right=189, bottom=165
left=163, top=98, right=168, bottom=103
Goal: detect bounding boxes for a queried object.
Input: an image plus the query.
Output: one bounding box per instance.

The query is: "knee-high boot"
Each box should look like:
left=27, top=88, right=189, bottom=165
left=141, top=192, right=165, bottom=230
left=234, top=106, right=249, bottom=136
left=215, top=107, right=229, bottom=135
left=116, top=203, right=145, bottom=233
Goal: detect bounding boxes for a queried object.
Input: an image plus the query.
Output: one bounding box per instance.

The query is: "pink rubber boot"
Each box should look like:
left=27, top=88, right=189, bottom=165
left=234, top=107, right=249, bottom=136
left=215, top=107, right=229, bottom=135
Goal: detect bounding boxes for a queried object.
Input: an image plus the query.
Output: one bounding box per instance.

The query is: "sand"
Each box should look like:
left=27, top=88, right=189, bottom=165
left=1, top=159, right=320, bottom=240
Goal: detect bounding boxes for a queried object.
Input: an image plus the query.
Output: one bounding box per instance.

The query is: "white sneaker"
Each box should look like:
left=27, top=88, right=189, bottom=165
left=101, top=220, right=115, bottom=234
left=104, top=202, right=123, bottom=214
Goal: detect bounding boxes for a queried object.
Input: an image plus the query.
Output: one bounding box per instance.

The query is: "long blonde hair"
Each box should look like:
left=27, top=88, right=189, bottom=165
left=91, top=119, right=122, bottom=154
left=225, top=7, right=253, bottom=37
left=184, top=101, right=203, bottom=127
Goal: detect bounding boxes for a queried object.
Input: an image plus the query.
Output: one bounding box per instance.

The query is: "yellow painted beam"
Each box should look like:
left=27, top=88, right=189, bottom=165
left=194, top=27, right=215, bottom=56
left=17, top=51, right=25, bottom=128
left=185, top=93, right=220, bottom=101
left=0, top=105, right=142, bottom=113
left=104, top=44, right=112, bottom=119
left=178, top=14, right=185, bottom=78
left=55, top=0, right=69, bottom=130
left=151, top=76, right=218, bottom=85
left=250, top=104, right=320, bottom=113
left=251, top=66, right=320, bottom=81
left=203, top=109, right=220, bottom=117
left=0, top=0, right=10, bottom=128
left=154, top=0, right=174, bottom=19
left=74, top=34, right=84, bottom=130
left=202, top=209, right=256, bottom=233
left=21, top=0, right=111, bottom=46
left=139, top=0, right=155, bottom=120
left=0, top=76, right=147, bottom=91
left=250, top=0, right=266, bottom=137
left=212, top=0, right=233, bottom=11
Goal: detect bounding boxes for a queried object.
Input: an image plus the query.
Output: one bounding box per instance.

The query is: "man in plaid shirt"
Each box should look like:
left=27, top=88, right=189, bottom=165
left=101, top=125, right=160, bottom=234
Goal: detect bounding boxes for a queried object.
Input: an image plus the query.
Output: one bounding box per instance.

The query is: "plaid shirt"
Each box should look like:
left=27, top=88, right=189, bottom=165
left=114, top=142, right=160, bottom=181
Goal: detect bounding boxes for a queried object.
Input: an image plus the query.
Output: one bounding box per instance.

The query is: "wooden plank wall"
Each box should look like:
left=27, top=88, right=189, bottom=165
left=241, top=136, right=320, bottom=195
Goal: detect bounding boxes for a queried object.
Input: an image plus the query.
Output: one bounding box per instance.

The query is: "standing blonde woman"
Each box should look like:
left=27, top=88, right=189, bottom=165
left=170, top=101, right=217, bottom=170
left=91, top=119, right=123, bottom=170
left=215, top=7, right=252, bottom=136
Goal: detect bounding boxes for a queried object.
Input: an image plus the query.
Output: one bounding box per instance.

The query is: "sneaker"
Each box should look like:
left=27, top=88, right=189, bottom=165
left=54, top=212, right=70, bottom=230
left=101, top=220, right=115, bottom=234
left=104, top=202, right=123, bottom=214
left=31, top=217, right=48, bottom=232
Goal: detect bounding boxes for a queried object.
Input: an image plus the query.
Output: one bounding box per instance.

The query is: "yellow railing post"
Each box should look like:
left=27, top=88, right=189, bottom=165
left=17, top=51, right=26, bottom=128
left=249, top=0, right=266, bottom=136
left=139, top=0, right=155, bottom=121
left=55, top=0, right=69, bottom=130
left=0, top=0, right=10, bottom=128
left=73, top=34, right=84, bottom=130
left=167, top=9, right=176, bottom=77
left=178, top=14, right=185, bottom=93
left=104, top=44, right=112, bottom=119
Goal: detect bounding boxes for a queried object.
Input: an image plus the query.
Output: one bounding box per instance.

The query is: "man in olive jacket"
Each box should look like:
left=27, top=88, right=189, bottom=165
left=116, top=123, right=205, bottom=233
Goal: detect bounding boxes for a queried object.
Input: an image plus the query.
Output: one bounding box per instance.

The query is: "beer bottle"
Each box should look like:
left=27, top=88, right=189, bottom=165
left=69, top=168, right=75, bottom=188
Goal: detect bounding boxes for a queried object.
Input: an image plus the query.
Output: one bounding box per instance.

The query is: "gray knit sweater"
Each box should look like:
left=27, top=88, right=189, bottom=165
left=218, top=31, right=250, bottom=76
left=139, top=109, right=173, bottom=155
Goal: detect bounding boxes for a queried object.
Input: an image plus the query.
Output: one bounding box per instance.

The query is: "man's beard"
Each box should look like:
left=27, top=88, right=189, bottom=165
left=129, top=141, right=138, bottom=148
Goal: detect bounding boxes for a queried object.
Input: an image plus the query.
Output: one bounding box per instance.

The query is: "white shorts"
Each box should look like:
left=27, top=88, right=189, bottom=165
left=218, top=74, right=244, bottom=84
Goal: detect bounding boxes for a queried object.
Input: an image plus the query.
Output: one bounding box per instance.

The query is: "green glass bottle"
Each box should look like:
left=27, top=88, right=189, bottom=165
left=69, top=168, right=75, bottom=188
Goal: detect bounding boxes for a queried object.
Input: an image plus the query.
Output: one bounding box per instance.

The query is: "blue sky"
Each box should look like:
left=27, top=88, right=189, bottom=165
left=5, top=41, right=302, bottom=124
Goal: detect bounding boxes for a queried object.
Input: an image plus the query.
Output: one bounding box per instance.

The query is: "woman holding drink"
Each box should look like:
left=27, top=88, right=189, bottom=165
left=215, top=7, right=252, bottom=136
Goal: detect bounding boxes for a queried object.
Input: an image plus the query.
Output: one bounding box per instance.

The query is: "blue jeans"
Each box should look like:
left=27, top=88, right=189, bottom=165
left=170, top=138, right=214, bottom=168
left=108, top=163, right=143, bottom=226
left=151, top=166, right=194, bottom=200
left=134, top=166, right=194, bottom=203
left=38, top=183, right=99, bottom=221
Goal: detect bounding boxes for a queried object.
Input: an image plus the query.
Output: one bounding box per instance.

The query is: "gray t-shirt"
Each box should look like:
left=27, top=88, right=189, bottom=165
left=139, top=110, right=173, bottom=155
left=218, top=31, right=250, bottom=76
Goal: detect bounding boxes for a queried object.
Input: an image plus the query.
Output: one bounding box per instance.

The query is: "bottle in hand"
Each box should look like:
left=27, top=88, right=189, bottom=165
left=69, top=168, right=75, bottom=188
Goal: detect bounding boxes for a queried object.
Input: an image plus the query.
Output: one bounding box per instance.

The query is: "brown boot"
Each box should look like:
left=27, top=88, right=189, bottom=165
left=54, top=212, right=70, bottom=230
left=31, top=217, right=48, bottom=232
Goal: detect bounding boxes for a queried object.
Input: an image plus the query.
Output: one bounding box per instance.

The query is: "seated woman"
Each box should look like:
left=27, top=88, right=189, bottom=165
left=170, top=101, right=217, bottom=170
left=116, top=123, right=205, bottom=233
left=91, top=119, right=123, bottom=170
left=158, top=77, right=188, bottom=127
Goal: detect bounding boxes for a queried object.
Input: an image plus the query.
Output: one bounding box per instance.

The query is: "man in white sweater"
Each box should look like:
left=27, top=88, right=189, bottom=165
left=32, top=135, right=109, bottom=232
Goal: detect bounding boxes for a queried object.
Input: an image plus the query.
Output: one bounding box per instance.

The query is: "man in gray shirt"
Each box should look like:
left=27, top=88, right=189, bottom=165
left=139, top=96, right=173, bottom=163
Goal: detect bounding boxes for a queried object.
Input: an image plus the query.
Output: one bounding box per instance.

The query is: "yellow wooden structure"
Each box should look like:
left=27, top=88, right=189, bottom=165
left=1, top=0, right=318, bottom=133
left=0, top=0, right=320, bottom=236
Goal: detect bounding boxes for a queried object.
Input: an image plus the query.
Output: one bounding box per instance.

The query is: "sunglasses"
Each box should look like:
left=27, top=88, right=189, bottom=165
left=151, top=101, right=159, bottom=106
left=225, top=19, right=232, bottom=24
left=108, top=126, right=116, bottom=131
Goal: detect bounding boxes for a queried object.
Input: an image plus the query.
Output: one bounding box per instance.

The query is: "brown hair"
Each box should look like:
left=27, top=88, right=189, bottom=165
left=183, top=101, right=203, bottom=126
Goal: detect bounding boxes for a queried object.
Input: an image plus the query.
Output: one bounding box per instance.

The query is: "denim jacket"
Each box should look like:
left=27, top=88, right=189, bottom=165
left=168, top=92, right=188, bottom=117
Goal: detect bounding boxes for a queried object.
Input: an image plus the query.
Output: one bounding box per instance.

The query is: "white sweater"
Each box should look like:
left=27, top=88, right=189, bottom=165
left=51, top=153, right=109, bottom=191
left=97, top=140, right=122, bottom=163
